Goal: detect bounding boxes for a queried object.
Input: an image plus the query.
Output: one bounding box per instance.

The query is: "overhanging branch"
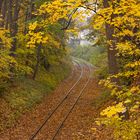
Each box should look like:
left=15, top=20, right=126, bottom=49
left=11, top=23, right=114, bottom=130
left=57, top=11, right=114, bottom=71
left=61, top=8, right=78, bottom=30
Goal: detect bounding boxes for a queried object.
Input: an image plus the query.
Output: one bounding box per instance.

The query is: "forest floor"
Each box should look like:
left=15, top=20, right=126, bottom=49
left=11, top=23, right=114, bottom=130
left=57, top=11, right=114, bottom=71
left=0, top=63, right=112, bottom=140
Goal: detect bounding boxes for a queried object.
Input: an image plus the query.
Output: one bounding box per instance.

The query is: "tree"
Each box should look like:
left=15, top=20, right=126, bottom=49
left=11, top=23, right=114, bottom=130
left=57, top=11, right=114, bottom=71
left=93, top=0, right=140, bottom=139
left=103, top=0, right=118, bottom=75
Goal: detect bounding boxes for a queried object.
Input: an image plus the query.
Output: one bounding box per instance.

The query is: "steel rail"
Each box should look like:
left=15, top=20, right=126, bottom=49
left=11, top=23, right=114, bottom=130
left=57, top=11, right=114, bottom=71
left=51, top=64, right=91, bottom=140
left=30, top=60, right=84, bottom=140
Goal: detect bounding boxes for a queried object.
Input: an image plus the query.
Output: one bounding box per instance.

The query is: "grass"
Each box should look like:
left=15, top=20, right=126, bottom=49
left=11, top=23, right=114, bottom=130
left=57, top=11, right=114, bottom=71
left=92, top=90, right=112, bottom=109
left=0, top=60, right=71, bottom=132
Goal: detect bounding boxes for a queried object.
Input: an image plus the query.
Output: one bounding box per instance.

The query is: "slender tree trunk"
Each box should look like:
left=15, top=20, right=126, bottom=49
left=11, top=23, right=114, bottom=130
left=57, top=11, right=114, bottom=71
left=103, top=0, right=118, bottom=75
left=43, top=56, right=50, bottom=70
left=24, top=0, right=35, bottom=75
left=29, top=0, right=35, bottom=19
left=33, top=46, right=41, bottom=80
left=13, top=0, right=20, bottom=36
left=1, top=0, right=7, bottom=28
left=105, top=24, right=118, bottom=75
left=24, top=0, right=34, bottom=34
left=10, top=0, right=20, bottom=56
left=24, top=8, right=29, bottom=34
left=8, top=0, right=13, bottom=32
left=5, top=0, right=9, bottom=29
left=0, top=15, right=3, bottom=28
left=0, top=0, right=3, bottom=13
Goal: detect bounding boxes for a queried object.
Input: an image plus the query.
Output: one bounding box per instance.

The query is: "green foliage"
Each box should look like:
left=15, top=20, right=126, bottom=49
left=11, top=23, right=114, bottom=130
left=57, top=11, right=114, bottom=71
left=92, top=91, right=112, bottom=109
left=71, top=45, right=108, bottom=79
left=71, top=45, right=106, bottom=65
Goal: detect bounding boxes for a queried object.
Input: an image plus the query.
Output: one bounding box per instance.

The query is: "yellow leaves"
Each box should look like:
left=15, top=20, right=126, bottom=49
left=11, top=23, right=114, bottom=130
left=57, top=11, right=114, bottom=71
left=125, top=61, right=140, bottom=68
left=117, top=71, right=139, bottom=78
left=27, top=20, right=51, bottom=48
left=100, top=103, right=126, bottom=118
left=92, top=1, right=140, bottom=139
left=42, top=36, right=49, bottom=44
left=0, top=28, right=15, bottom=80
left=28, top=21, right=38, bottom=31
left=0, top=28, right=12, bottom=49
left=27, top=0, right=68, bottom=49
left=38, top=2, right=48, bottom=15
left=130, top=86, right=140, bottom=93
left=37, top=0, right=89, bottom=24
left=93, top=0, right=140, bottom=40
left=28, top=0, right=97, bottom=51
left=27, top=31, right=49, bottom=48
left=116, top=42, right=134, bottom=55
left=66, top=28, right=79, bottom=36
left=47, top=34, right=60, bottom=48
left=119, top=29, right=134, bottom=37
left=38, top=0, right=69, bottom=23
left=0, top=51, right=17, bottom=79
left=27, top=23, right=60, bottom=49
left=120, top=0, right=140, bottom=18
left=93, top=17, right=104, bottom=30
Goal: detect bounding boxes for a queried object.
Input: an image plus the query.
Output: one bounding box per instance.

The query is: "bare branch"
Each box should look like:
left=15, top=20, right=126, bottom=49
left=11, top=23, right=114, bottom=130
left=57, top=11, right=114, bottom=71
left=61, top=8, right=78, bottom=30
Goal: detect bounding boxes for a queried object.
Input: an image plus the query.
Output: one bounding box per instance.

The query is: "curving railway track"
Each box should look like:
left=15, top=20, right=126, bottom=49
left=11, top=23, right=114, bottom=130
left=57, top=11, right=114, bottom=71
left=0, top=60, right=92, bottom=140
left=30, top=60, right=91, bottom=140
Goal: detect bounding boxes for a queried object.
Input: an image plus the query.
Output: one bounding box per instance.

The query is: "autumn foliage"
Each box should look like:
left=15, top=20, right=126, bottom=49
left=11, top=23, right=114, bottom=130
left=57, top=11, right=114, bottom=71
left=0, top=0, right=140, bottom=139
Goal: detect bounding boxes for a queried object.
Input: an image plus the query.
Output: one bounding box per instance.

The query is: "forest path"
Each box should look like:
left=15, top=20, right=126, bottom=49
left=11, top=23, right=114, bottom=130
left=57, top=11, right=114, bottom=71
left=0, top=61, right=104, bottom=140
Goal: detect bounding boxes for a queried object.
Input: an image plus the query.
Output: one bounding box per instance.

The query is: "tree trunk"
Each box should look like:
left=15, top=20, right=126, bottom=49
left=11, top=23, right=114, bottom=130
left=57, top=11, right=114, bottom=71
left=33, top=46, right=41, bottom=80
left=1, top=0, right=7, bottom=28
left=43, top=56, right=50, bottom=70
left=103, top=0, right=118, bottom=75
left=0, top=0, right=3, bottom=13
left=24, top=0, right=34, bottom=34
left=105, top=24, right=118, bottom=75
left=8, top=0, right=13, bottom=32
left=10, top=0, right=20, bottom=56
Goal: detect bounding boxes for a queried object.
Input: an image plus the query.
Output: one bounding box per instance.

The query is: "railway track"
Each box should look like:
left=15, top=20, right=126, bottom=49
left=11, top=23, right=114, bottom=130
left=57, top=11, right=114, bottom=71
left=30, top=60, right=91, bottom=140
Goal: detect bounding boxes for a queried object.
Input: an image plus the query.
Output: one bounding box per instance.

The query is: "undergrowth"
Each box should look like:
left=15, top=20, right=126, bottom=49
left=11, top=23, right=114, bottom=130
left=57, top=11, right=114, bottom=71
left=0, top=60, right=71, bottom=132
left=92, top=91, right=112, bottom=109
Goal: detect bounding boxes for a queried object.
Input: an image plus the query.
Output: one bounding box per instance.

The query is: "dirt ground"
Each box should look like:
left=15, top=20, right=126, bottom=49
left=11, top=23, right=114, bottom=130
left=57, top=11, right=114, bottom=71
left=0, top=64, right=112, bottom=140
